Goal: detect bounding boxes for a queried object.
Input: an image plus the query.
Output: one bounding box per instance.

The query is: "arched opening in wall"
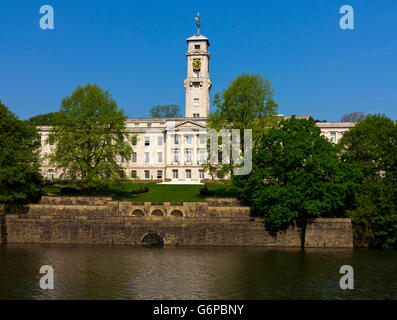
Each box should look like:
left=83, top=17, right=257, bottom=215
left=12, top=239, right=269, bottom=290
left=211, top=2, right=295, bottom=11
left=142, top=231, right=164, bottom=247
left=170, top=210, right=183, bottom=217
left=45, top=169, right=55, bottom=180
left=131, top=209, right=145, bottom=217
left=151, top=209, right=164, bottom=217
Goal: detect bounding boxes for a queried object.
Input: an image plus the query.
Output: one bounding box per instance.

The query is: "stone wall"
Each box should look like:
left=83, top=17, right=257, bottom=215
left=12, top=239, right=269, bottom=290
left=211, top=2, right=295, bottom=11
left=5, top=216, right=304, bottom=247
left=0, top=204, right=6, bottom=244
left=2, top=197, right=354, bottom=248
left=304, top=218, right=353, bottom=248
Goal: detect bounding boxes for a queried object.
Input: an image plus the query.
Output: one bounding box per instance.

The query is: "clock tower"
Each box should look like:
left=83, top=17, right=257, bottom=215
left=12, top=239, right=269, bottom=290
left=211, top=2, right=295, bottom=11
left=184, top=14, right=212, bottom=118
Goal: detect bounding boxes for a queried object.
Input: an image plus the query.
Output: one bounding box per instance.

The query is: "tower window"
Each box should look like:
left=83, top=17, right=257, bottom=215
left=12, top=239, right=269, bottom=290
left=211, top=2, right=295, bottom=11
left=193, top=82, right=200, bottom=88
left=195, top=44, right=200, bottom=49
left=193, top=113, right=200, bottom=118
left=193, top=98, right=199, bottom=106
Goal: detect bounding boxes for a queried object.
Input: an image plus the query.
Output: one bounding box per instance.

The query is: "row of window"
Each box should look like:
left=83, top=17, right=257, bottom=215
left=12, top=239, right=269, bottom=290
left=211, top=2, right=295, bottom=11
left=42, top=134, right=207, bottom=147
left=45, top=168, right=206, bottom=180
left=143, top=134, right=206, bottom=146
left=131, top=169, right=205, bottom=180
left=129, top=150, right=207, bottom=164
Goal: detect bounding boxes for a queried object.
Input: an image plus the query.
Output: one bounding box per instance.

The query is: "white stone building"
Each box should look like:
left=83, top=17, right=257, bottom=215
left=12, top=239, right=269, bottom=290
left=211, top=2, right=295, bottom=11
left=38, top=24, right=356, bottom=182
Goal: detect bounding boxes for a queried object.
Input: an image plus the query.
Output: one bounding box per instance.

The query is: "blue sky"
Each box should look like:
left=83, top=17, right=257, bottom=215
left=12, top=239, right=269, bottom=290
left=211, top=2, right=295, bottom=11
left=1, top=0, right=396, bottom=121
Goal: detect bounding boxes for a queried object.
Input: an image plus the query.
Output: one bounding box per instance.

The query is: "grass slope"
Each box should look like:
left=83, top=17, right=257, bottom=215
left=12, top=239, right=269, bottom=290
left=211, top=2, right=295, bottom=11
left=42, top=182, right=239, bottom=202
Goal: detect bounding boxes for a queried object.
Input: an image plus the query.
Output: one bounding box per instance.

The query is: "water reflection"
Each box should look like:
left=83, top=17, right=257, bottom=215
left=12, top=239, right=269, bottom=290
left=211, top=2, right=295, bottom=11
left=0, top=244, right=396, bottom=299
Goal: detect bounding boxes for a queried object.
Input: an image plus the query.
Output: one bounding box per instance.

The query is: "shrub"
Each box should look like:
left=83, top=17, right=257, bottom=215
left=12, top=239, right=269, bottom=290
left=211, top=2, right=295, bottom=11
left=131, top=186, right=149, bottom=195
left=59, top=186, right=79, bottom=194
left=199, top=185, right=215, bottom=196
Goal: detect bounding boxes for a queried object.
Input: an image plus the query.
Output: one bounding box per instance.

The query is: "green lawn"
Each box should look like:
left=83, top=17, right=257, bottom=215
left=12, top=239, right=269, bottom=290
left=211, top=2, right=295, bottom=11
left=42, top=182, right=239, bottom=202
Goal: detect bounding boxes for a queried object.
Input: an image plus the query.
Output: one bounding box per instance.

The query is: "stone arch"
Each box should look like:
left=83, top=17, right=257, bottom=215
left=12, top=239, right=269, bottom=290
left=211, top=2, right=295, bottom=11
left=170, top=209, right=184, bottom=217
left=151, top=209, right=164, bottom=217
left=141, top=231, right=164, bottom=247
left=131, top=209, right=145, bottom=217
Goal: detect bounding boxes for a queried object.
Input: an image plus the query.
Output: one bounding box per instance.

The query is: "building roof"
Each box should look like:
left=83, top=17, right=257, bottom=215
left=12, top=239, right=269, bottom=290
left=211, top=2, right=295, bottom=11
left=186, top=33, right=210, bottom=45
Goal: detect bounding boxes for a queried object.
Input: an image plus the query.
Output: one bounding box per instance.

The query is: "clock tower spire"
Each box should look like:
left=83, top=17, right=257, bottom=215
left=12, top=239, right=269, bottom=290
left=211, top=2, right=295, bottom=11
left=184, top=14, right=211, bottom=118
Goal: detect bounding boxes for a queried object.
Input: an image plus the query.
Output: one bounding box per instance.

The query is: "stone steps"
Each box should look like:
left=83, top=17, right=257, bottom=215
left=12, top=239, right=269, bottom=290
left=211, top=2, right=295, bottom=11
left=206, top=198, right=243, bottom=207
left=207, top=206, right=250, bottom=217
left=40, top=196, right=113, bottom=206
left=28, top=203, right=118, bottom=216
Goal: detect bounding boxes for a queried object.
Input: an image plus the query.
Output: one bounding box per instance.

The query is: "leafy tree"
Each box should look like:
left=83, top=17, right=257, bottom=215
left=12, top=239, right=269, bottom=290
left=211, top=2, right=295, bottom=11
left=340, top=114, right=397, bottom=248
left=339, top=114, right=397, bottom=179
left=350, top=178, right=397, bottom=249
left=208, top=73, right=278, bottom=143
left=341, top=112, right=367, bottom=122
left=48, top=84, right=133, bottom=187
left=205, top=73, right=279, bottom=179
left=150, top=104, right=181, bottom=118
left=27, top=112, right=60, bottom=126
left=233, top=116, right=360, bottom=230
left=0, top=101, right=43, bottom=203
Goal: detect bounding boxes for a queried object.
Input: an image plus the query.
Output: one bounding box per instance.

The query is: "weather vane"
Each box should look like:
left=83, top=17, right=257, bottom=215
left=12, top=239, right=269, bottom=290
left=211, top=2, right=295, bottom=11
left=194, top=12, right=201, bottom=34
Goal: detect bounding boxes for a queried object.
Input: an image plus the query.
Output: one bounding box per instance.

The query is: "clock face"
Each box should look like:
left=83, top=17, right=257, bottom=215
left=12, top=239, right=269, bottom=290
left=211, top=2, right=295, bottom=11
left=192, top=58, right=201, bottom=71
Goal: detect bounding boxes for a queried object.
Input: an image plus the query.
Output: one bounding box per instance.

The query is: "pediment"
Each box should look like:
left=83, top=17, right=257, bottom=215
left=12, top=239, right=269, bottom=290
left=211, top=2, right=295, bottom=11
left=173, top=120, right=207, bottom=131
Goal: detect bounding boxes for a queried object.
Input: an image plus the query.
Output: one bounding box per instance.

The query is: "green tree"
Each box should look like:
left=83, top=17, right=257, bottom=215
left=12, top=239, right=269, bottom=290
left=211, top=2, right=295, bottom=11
left=150, top=104, right=181, bottom=118
left=339, top=114, right=396, bottom=179
left=340, top=114, right=397, bottom=248
left=27, top=112, right=60, bottom=126
left=340, top=112, right=367, bottom=122
left=48, top=84, right=133, bottom=187
left=0, top=101, right=43, bottom=203
left=205, top=73, right=279, bottom=179
left=233, top=116, right=359, bottom=230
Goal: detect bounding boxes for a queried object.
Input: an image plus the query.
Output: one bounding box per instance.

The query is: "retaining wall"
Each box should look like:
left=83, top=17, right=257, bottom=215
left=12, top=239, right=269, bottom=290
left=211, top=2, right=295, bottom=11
left=2, top=197, right=353, bottom=247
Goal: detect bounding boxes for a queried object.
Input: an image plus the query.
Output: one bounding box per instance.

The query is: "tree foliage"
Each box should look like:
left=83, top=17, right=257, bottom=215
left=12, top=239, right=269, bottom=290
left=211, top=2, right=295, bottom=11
left=48, top=84, right=133, bottom=187
left=339, top=114, right=396, bottom=179
left=205, top=73, right=279, bottom=179
left=0, top=101, right=43, bottom=203
left=340, top=114, right=397, bottom=248
left=341, top=112, right=367, bottom=122
left=233, top=117, right=360, bottom=230
left=150, top=104, right=181, bottom=118
left=208, top=73, right=278, bottom=142
left=27, top=112, right=60, bottom=126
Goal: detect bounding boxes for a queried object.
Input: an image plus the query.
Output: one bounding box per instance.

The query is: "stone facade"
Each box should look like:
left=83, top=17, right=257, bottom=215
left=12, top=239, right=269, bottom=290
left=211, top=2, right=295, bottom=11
left=3, top=197, right=353, bottom=248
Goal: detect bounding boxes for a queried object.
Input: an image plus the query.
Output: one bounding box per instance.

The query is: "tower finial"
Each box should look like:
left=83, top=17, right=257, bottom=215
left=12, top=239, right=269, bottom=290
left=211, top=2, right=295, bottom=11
left=194, top=12, right=201, bottom=35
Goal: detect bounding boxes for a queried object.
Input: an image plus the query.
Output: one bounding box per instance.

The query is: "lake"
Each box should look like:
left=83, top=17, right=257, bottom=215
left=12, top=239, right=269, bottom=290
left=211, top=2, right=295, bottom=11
left=0, top=244, right=396, bottom=299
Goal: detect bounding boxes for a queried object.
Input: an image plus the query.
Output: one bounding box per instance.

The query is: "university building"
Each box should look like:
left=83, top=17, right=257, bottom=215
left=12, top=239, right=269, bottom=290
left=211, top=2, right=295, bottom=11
left=38, top=24, right=355, bottom=182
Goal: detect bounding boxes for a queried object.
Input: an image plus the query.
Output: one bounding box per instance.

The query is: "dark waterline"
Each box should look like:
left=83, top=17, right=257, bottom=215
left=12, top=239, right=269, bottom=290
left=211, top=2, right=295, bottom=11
left=0, top=244, right=396, bottom=300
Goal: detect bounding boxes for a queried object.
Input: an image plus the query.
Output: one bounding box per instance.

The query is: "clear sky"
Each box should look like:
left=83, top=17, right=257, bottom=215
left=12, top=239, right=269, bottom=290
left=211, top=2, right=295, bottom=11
left=1, top=0, right=396, bottom=121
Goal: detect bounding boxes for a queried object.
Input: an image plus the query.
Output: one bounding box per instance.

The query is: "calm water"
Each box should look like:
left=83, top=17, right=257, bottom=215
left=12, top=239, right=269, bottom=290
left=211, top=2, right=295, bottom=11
left=0, top=244, right=396, bottom=300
